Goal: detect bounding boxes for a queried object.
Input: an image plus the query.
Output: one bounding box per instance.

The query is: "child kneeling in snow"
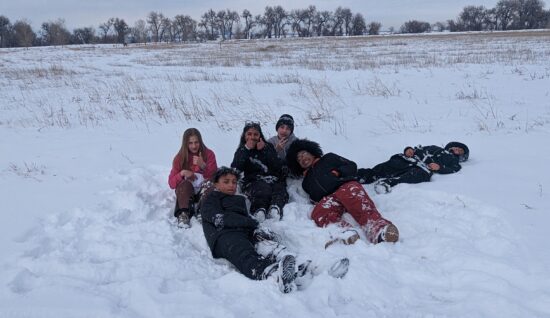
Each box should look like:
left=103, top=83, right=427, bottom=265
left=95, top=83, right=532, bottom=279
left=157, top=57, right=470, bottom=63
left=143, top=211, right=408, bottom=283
left=201, top=166, right=315, bottom=293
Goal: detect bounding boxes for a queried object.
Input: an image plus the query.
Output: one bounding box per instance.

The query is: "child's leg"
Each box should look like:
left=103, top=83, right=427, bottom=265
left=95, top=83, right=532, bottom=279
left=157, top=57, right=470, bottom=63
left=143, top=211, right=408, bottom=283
left=270, top=181, right=289, bottom=211
left=213, top=232, right=275, bottom=280
left=174, top=180, right=194, bottom=217
left=310, top=194, right=346, bottom=227
left=245, top=180, right=272, bottom=213
left=332, top=181, right=393, bottom=243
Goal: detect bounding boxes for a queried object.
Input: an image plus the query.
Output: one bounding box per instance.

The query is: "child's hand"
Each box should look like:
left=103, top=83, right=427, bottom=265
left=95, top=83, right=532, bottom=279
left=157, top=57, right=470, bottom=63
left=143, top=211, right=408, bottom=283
left=256, top=138, right=265, bottom=150
left=193, top=153, right=206, bottom=169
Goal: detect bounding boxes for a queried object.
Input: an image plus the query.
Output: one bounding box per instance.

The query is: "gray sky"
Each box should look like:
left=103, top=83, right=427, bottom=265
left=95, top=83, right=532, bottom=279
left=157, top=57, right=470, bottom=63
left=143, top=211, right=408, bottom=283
left=2, top=0, right=500, bottom=31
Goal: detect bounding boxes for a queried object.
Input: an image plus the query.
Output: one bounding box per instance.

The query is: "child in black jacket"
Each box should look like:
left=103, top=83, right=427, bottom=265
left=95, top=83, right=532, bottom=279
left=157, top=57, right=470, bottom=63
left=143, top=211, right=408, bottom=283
left=286, top=139, right=399, bottom=245
left=357, top=142, right=469, bottom=194
left=231, top=122, right=288, bottom=221
left=201, top=167, right=300, bottom=293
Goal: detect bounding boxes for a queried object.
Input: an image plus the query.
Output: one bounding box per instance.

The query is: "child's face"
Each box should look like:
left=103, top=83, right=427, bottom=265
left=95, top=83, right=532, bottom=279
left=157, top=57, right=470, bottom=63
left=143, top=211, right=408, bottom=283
left=297, top=150, right=315, bottom=169
left=187, top=136, right=201, bottom=154
left=449, top=147, right=464, bottom=156
left=277, top=124, right=292, bottom=139
left=215, top=174, right=238, bottom=195
left=245, top=128, right=261, bottom=143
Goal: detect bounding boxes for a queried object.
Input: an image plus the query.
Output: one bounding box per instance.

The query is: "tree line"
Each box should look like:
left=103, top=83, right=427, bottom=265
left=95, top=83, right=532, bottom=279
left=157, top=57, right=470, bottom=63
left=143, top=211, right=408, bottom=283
left=1, top=1, right=549, bottom=48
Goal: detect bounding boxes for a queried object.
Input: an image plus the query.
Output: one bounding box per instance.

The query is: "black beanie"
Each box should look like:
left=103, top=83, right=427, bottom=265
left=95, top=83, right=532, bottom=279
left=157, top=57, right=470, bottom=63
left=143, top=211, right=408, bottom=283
left=286, top=139, right=323, bottom=175
left=445, top=142, right=469, bottom=162
left=275, top=114, right=294, bottom=133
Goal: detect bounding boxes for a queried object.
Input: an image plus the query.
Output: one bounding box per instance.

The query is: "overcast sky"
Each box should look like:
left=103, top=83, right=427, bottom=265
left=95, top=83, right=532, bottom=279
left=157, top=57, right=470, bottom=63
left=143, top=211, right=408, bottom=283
left=2, top=1, right=501, bottom=31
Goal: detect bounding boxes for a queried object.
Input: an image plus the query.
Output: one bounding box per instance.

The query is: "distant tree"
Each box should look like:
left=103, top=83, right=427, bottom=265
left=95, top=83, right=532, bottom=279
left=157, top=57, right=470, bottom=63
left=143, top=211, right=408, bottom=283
left=13, top=20, right=36, bottom=47
left=41, top=19, right=70, bottom=45
left=72, top=27, right=95, bottom=44
left=400, top=20, right=431, bottom=33
left=200, top=9, right=218, bottom=40
left=173, top=15, right=196, bottom=41
left=113, top=18, right=129, bottom=43
left=0, top=15, right=12, bottom=47
left=147, top=11, right=164, bottom=42
left=314, top=10, right=332, bottom=36
left=242, top=9, right=253, bottom=39
left=98, top=18, right=114, bottom=43
left=351, top=14, right=367, bottom=35
left=458, top=5, right=488, bottom=31
left=341, top=8, right=353, bottom=36
left=366, top=20, right=381, bottom=35
left=432, top=21, right=447, bottom=32
left=130, top=19, right=148, bottom=43
left=159, top=16, right=172, bottom=42
left=331, top=7, right=346, bottom=35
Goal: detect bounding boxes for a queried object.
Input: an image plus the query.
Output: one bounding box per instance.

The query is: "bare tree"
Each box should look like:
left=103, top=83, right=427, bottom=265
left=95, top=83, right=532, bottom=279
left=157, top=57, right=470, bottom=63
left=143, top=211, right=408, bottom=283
left=147, top=11, right=164, bottom=42
left=72, top=27, right=95, bottom=44
left=400, top=20, right=431, bottom=33
left=366, top=21, right=381, bottom=35
left=351, top=13, right=367, bottom=35
left=314, top=10, right=332, bottom=36
left=98, top=18, right=114, bottom=43
left=173, top=15, right=197, bottom=42
left=432, top=21, right=448, bottom=32
left=341, top=8, right=353, bottom=36
left=130, top=19, right=148, bottom=43
left=200, top=9, right=218, bottom=40
left=113, top=18, right=129, bottom=44
left=242, top=9, right=253, bottom=39
left=458, top=5, right=488, bottom=31
left=41, top=19, right=70, bottom=46
left=0, top=15, right=11, bottom=47
left=13, top=20, right=36, bottom=47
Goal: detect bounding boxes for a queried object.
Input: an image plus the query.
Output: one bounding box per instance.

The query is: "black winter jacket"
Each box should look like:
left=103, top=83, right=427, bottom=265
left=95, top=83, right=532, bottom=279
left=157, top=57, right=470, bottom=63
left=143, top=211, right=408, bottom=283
left=302, top=153, right=358, bottom=202
left=413, top=145, right=461, bottom=174
left=201, top=190, right=259, bottom=255
left=231, top=143, right=284, bottom=184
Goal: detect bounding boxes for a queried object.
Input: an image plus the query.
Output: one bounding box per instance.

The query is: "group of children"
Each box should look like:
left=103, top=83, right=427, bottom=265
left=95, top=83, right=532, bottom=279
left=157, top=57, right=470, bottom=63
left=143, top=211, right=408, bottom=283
left=167, top=114, right=470, bottom=293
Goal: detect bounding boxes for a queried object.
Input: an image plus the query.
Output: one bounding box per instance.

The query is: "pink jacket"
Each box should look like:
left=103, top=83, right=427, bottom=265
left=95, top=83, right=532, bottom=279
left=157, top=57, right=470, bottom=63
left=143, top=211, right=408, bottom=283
left=168, top=148, right=217, bottom=189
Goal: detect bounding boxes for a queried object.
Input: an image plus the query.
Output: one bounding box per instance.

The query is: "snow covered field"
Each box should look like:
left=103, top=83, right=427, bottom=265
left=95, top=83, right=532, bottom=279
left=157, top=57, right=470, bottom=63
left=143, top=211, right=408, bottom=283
left=1, top=31, right=550, bottom=317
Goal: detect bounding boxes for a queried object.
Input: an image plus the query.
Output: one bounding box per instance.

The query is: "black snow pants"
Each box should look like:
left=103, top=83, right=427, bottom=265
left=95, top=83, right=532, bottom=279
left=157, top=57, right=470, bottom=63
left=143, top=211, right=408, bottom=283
left=357, top=154, right=432, bottom=186
left=213, top=231, right=275, bottom=280
left=243, top=180, right=289, bottom=215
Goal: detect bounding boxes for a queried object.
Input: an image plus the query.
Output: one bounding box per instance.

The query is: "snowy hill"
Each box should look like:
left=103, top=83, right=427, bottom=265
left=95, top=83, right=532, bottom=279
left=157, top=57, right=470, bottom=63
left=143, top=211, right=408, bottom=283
left=1, top=31, right=550, bottom=317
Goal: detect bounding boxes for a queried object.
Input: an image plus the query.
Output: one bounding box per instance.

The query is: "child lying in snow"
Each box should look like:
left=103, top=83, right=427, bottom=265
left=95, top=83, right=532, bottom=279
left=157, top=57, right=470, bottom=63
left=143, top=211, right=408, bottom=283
left=201, top=166, right=349, bottom=293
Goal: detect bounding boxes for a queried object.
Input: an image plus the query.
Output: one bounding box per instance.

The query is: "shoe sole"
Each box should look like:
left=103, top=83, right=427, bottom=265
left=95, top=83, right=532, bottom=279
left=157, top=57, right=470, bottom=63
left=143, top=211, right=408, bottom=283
left=384, top=224, right=399, bottom=243
left=324, top=232, right=360, bottom=249
left=278, top=255, right=297, bottom=293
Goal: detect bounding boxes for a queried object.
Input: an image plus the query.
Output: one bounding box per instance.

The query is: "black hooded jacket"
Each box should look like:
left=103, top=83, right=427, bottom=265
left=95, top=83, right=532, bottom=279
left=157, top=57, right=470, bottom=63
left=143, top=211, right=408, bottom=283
left=231, top=143, right=284, bottom=184
left=413, top=145, right=461, bottom=174
left=201, top=190, right=259, bottom=255
left=302, top=153, right=358, bottom=202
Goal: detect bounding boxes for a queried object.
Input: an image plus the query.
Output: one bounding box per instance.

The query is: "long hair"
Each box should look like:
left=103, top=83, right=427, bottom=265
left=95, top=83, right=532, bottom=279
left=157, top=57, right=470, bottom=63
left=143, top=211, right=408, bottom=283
left=238, top=122, right=267, bottom=147
left=176, top=128, right=208, bottom=170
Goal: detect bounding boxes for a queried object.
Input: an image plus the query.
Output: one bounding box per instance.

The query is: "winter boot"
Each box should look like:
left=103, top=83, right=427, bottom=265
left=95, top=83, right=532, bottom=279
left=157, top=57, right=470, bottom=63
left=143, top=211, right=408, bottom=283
left=325, top=229, right=360, bottom=249
left=175, top=208, right=191, bottom=229
left=295, top=260, right=315, bottom=290
left=276, top=255, right=297, bottom=293
left=376, top=224, right=399, bottom=243
left=253, top=208, right=267, bottom=223
left=374, top=180, right=392, bottom=194
left=327, top=258, right=350, bottom=279
left=267, top=205, right=282, bottom=221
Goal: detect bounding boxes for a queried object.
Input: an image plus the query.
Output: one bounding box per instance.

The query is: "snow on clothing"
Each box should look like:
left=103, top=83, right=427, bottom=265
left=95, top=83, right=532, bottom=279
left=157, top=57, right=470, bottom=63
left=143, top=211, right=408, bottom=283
left=311, top=181, right=392, bottom=244
left=231, top=143, right=288, bottom=214
left=267, top=133, right=298, bottom=162
left=201, top=190, right=289, bottom=280
left=286, top=139, right=394, bottom=244
left=357, top=144, right=462, bottom=186
left=168, top=148, right=217, bottom=217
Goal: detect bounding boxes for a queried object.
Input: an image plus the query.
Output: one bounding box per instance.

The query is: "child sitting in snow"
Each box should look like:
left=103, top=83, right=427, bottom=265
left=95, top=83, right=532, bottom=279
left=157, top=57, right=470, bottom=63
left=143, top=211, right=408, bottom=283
left=201, top=167, right=303, bottom=293
left=231, top=121, right=288, bottom=221
left=201, top=167, right=349, bottom=293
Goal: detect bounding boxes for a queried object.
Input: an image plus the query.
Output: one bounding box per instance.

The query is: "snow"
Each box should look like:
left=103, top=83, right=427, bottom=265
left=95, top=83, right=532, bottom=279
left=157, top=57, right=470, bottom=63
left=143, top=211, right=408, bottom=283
left=1, top=32, right=550, bottom=317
